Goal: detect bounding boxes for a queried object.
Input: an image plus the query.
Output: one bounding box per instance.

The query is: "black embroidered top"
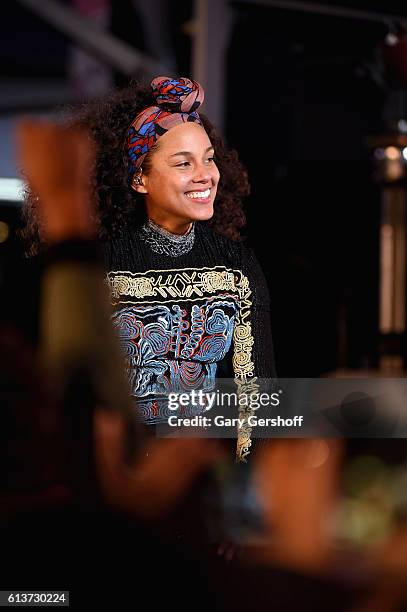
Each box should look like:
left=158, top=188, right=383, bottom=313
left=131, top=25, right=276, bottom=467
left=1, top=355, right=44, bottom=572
left=102, top=221, right=276, bottom=461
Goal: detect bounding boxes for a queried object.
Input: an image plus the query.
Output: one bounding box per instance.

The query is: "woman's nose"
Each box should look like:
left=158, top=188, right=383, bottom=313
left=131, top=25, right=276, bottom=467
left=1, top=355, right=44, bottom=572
left=193, top=165, right=212, bottom=183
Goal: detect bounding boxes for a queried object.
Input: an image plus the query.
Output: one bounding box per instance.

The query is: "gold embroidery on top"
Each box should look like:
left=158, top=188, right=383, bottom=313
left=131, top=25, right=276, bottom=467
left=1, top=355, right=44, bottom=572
left=109, top=274, right=155, bottom=299
left=200, top=270, right=235, bottom=293
left=233, top=272, right=255, bottom=379
left=107, top=267, right=236, bottom=303
left=233, top=272, right=259, bottom=463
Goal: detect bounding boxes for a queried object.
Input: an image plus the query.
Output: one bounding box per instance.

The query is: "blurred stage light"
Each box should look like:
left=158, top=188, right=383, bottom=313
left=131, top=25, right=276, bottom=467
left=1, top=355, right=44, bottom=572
left=384, top=146, right=401, bottom=160
left=385, top=32, right=399, bottom=47
left=0, top=178, right=23, bottom=202
left=398, top=119, right=407, bottom=133
left=0, top=221, right=10, bottom=243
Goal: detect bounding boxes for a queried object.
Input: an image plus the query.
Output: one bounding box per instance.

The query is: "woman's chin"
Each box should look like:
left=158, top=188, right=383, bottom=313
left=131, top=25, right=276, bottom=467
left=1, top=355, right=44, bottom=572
left=188, top=203, right=214, bottom=221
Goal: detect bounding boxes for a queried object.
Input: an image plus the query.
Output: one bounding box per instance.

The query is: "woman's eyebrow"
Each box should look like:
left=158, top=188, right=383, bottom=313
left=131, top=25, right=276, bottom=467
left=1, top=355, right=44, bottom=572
left=169, top=145, right=214, bottom=158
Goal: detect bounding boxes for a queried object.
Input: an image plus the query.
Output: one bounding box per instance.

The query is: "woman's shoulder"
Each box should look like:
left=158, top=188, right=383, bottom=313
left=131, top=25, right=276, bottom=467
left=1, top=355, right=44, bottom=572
left=99, top=226, right=142, bottom=270
left=199, top=224, right=270, bottom=301
left=199, top=223, right=261, bottom=266
left=196, top=222, right=246, bottom=257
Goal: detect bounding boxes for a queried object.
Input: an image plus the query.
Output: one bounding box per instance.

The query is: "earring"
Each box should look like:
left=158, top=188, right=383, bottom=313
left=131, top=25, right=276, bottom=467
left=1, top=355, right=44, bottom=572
left=132, top=167, right=143, bottom=187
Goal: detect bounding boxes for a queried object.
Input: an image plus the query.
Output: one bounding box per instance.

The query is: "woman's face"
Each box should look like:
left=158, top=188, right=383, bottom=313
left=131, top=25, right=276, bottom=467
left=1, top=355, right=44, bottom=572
left=132, top=122, right=220, bottom=233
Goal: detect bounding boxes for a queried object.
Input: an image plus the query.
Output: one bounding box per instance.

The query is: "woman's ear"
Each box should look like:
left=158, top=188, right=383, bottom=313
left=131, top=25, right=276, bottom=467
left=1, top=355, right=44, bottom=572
left=131, top=172, right=148, bottom=194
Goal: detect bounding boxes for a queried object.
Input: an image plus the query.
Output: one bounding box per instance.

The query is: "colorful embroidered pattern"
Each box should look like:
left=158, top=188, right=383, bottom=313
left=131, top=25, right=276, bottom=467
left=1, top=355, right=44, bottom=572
left=112, top=300, right=236, bottom=422
left=107, top=266, right=257, bottom=460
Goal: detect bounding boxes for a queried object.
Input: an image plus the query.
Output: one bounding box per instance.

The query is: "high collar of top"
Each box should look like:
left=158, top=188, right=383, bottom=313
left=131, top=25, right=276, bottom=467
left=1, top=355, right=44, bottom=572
left=140, top=219, right=195, bottom=257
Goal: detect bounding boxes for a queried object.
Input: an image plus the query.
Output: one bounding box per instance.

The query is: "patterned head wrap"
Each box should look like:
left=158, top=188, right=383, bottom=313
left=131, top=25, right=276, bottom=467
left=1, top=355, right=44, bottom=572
left=126, top=76, right=205, bottom=180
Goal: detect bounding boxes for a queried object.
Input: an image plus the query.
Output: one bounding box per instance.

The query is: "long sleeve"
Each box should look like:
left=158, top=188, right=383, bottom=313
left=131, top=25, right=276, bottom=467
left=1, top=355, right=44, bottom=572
left=239, top=244, right=277, bottom=380
left=233, top=243, right=277, bottom=462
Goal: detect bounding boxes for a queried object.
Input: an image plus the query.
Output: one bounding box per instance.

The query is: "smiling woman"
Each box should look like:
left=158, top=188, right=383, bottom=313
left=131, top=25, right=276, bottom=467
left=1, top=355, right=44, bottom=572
left=20, top=76, right=276, bottom=462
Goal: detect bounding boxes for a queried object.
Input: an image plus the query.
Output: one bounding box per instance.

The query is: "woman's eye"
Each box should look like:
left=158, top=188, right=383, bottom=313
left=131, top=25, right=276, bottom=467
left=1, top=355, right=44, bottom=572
left=176, top=158, right=214, bottom=167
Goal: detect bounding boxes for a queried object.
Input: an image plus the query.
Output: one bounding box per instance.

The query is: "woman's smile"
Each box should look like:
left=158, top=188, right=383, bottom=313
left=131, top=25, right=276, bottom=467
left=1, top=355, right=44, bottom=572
left=184, top=187, right=212, bottom=203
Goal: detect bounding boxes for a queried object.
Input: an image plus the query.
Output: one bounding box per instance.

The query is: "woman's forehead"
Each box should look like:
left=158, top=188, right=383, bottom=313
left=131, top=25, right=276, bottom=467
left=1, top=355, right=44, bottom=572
left=157, top=122, right=212, bottom=155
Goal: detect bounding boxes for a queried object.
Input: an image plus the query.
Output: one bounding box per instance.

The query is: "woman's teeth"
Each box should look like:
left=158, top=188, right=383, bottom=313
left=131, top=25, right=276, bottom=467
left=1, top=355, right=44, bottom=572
left=186, top=189, right=210, bottom=199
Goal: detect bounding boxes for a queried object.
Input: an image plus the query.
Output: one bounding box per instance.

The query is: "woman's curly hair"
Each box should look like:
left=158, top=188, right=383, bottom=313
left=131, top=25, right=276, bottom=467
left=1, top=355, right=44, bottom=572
left=20, top=80, right=250, bottom=255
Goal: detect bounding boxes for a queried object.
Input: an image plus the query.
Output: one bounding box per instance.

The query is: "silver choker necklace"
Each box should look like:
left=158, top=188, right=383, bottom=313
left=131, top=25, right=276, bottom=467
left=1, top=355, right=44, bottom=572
left=140, top=219, right=195, bottom=257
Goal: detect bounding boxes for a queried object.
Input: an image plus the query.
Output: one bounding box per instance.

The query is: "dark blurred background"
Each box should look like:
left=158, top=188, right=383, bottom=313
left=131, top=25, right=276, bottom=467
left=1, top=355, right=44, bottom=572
left=2, top=0, right=407, bottom=377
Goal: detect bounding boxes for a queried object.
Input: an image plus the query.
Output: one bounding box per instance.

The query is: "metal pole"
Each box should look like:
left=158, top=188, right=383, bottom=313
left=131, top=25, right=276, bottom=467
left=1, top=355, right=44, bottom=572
left=18, top=0, right=170, bottom=77
left=192, top=0, right=234, bottom=134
